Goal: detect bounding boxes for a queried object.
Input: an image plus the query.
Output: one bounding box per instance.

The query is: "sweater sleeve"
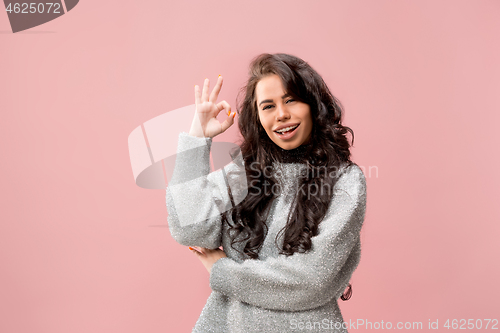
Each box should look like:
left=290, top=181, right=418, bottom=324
left=166, top=132, right=247, bottom=249
left=209, top=164, right=367, bottom=311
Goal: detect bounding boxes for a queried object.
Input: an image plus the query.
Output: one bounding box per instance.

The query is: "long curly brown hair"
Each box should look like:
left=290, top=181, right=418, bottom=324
left=223, top=53, right=356, bottom=260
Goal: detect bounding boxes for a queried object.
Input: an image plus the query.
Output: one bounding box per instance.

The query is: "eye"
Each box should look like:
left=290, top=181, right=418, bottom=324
left=262, top=105, right=273, bottom=110
left=286, top=99, right=295, bottom=103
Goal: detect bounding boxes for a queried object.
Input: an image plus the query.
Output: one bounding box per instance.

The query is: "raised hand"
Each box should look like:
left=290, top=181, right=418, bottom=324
left=189, top=76, right=236, bottom=138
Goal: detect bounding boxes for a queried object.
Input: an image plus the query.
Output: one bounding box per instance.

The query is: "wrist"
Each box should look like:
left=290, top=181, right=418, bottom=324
left=189, top=114, right=208, bottom=138
left=188, top=129, right=206, bottom=138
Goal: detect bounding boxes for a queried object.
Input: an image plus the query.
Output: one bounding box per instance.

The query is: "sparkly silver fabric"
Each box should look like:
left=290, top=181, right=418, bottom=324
left=166, top=132, right=367, bottom=333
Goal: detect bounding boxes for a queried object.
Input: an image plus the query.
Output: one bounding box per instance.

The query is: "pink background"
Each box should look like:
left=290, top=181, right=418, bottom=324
left=1, top=1, right=499, bottom=332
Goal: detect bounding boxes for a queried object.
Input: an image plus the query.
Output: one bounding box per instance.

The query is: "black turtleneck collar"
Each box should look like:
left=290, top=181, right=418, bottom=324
left=274, top=142, right=313, bottom=164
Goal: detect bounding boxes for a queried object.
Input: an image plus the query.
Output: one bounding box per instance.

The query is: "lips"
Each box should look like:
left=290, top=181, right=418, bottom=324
left=274, top=123, right=300, bottom=140
left=274, top=123, right=300, bottom=133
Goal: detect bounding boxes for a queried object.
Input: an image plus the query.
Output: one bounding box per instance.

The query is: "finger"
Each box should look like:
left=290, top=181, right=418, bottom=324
left=192, top=246, right=206, bottom=254
left=209, top=75, right=223, bottom=103
left=194, top=84, right=201, bottom=105
left=220, top=111, right=236, bottom=133
left=189, top=247, right=203, bottom=256
left=215, top=100, right=231, bottom=117
left=201, top=78, right=210, bottom=102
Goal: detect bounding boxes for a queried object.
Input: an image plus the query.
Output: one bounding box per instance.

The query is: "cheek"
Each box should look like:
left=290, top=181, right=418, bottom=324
left=302, top=111, right=312, bottom=128
left=258, top=114, right=272, bottom=131
left=257, top=111, right=263, bottom=124
left=256, top=112, right=263, bottom=127
left=304, top=112, right=313, bottom=134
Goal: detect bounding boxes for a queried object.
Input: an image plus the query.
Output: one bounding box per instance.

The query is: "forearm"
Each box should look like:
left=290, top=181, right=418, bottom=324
left=209, top=235, right=361, bottom=311
left=208, top=165, right=367, bottom=311
left=166, top=132, right=227, bottom=248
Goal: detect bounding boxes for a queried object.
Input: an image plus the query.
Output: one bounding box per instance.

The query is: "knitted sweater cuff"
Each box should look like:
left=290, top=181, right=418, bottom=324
left=209, top=257, right=233, bottom=295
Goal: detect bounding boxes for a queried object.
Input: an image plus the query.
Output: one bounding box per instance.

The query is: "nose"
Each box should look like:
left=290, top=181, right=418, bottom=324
left=276, top=103, right=290, bottom=121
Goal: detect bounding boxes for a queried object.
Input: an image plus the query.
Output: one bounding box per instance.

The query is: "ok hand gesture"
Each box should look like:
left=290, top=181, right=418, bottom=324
left=189, top=76, right=236, bottom=138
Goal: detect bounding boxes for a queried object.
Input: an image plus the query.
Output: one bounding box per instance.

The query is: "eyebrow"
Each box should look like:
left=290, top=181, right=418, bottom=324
left=258, top=93, right=291, bottom=107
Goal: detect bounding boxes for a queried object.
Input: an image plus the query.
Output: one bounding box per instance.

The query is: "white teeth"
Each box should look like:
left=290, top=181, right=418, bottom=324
left=276, top=125, right=298, bottom=133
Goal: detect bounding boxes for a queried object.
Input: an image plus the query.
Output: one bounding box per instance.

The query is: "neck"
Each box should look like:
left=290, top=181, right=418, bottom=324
left=274, top=142, right=312, bottom=164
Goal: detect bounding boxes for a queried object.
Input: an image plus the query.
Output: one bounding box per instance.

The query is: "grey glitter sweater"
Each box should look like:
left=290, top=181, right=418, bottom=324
left=166, top=132, right=367, bottom=333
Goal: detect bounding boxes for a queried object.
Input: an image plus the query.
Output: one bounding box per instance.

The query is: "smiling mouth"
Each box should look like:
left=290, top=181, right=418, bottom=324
left=274, top=124, right=299, bottom=134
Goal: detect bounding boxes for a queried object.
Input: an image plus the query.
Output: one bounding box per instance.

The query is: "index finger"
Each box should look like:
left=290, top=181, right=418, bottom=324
left=209, top=75, right=223, bottom=103
left=194, top=84, right=201, bottom=105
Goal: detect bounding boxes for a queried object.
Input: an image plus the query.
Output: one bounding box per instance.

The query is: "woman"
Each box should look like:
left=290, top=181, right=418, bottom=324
left=166, top=53, right=367, bottom=332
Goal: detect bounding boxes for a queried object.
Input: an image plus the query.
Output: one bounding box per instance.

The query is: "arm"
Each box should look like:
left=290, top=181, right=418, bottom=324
left=166, top=76, right=239, bottom=248
left=166, top=132, right=246, bottom=249
left=209, top=165, right=367, bottom=311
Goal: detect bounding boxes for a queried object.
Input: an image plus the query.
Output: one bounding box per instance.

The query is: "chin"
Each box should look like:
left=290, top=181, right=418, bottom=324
left=273, top=139, right=302, bottom=150
left=266, top=129, right=306, bottom=150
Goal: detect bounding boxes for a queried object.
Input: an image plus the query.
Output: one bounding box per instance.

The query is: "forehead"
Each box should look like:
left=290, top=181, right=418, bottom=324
left=255, top=75, right=286, bottom=102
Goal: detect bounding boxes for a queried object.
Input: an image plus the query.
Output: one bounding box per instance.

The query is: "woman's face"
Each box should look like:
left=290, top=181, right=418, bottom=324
left=256, top=74, right=313, bottom=150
